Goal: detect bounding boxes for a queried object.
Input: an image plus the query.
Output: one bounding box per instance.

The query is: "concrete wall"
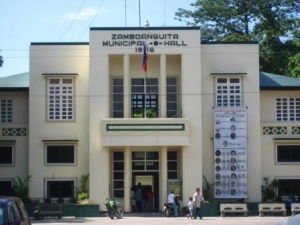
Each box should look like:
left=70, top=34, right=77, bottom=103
left=0, top=92, right=29, bottom=181
left=89, top=28, right=202, bottom=208
left=260, top=91, right=300, bottom=180
left=201, top=43, right=262, bottom=202
left=29, top=44, right=90, bottom=199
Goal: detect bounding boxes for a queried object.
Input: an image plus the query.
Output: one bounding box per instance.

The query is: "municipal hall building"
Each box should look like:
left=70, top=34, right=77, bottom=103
left=1, top=27, right=300, bottom=212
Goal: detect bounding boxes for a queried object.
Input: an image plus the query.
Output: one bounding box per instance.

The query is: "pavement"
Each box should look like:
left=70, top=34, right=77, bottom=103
left=30, top=214, right=289, bottom=225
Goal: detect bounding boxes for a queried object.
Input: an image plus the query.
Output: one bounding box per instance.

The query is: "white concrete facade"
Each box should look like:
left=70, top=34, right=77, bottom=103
left=1, top=27, right=300, bottom=212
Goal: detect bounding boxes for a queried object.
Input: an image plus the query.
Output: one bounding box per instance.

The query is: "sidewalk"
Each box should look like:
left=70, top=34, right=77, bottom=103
left=31, top=215, right=287, bottom=225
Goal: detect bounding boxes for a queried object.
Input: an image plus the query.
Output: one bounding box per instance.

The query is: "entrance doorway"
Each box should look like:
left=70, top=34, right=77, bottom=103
left=132, top=172, right=159, bottom=212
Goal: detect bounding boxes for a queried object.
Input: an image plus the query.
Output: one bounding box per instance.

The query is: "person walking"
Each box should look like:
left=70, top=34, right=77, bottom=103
left=187, top=197, right=194, bottom=219
left=193, top=187, right=204, bottom=219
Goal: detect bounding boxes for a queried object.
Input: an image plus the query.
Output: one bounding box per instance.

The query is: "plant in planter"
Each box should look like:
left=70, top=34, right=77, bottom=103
left=70, top=197, right=77, bottom=203
left=132, top=109, right=157, bottom=118
left=146, top=108, right=157, bottom=118
left=12, top=175, right=32, bottom=204
left=76, top=174, right=91, bottom=204
left=262, top=177, right=278, bottom=202
left=44, top=198, right=51, bottom=203
left=133, top=111, right=143, bottom=118
left=202, top=175, right=214, bottom=202
left=58, top=197, right=64, bottom=203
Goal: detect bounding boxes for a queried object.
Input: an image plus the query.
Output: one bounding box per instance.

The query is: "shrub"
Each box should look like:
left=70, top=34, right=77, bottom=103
left=78, top=192, right=88, bottom=201
left=12, top=175, right=32, bottom=203
left=58, top=197, right=64, bottom=203
left=70, top=197, right=77, bottom=203
left=44, top=198, right=51, bottom=203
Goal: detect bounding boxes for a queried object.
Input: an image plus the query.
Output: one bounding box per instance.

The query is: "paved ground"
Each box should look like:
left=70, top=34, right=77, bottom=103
left=31, top=215, right=288, bottom=225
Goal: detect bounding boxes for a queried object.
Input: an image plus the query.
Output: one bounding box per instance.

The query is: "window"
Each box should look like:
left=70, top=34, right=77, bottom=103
left=112, top=78, right=124, bottom=118
left=167, top=150, right=178, bottom=179
left=277, top=145, right=300, bottom=163
left=278, top=179, right=300, bottom=197
left=216, top=77, right=241, bottom=107
left=0, top=180, right=13, bottom=195
left=46, top=145, right=75, bottom=164
left=132, top=151, right=159, bottom=171
left=47, top=78, right=74, bottom=121
left=167, top=77, right=179, bottom=118
left=131, top=78, right=158, bottom=118
left=0, top=145, right=13, bottom=165
left=112, top=151, right=124, bottom=198
left=276, top=98, right=300, bottom=121
left=46, top=180, right=75, bottom=199
left=0, top=99, right=13, bottom=123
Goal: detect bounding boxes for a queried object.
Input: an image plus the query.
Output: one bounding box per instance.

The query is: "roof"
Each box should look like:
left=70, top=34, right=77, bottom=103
left=0, top=72, right=29, bottom=91
left=1, top=71, right=300, bottom=91
left=260, top=72, right=300, bottom=90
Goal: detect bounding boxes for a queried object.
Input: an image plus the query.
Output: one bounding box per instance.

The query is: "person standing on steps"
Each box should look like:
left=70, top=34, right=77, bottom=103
left=135, top=182, right=143, bottom=212
left=130, top=186, right=137, bottom=212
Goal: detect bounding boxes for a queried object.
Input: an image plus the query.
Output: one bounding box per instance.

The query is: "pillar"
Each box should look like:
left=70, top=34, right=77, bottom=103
left=123, top=54, right=130, bottom=118
left=160, top=54, right=167, bottom=118
left=124, top=147, right=131, bottom=212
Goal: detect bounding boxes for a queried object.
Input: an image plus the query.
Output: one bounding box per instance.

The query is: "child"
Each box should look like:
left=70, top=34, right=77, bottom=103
left=187, top=197, right=193, bottom=219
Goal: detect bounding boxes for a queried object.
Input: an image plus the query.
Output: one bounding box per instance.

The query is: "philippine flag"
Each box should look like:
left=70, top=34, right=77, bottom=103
left=142, top=42, right=147, bottom=72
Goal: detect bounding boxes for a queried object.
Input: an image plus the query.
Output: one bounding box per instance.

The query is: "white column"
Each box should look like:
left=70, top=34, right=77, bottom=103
left=160, top=54, right=167, bottom=118
left=161, top=147, right=168, bottom=211
left=124, top=54, right=130, bottom=118
left=124, top=147, right=131, bottom=212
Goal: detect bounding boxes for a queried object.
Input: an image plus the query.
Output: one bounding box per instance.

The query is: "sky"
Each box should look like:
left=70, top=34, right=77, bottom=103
left=0, top=0, right=194, bottom=77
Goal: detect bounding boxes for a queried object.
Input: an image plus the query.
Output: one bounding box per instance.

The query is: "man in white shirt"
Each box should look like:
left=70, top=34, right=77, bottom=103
left=167, top=190, right=178, bottom=216
left=193, top=187, right=204, bottom=219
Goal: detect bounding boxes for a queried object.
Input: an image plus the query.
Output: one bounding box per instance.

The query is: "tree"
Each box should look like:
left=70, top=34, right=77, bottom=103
left=288, top=41, right=300, bottom=78
left=0, top=50, right=3, bottom=67
left=175, top=0, right=300, bottom=75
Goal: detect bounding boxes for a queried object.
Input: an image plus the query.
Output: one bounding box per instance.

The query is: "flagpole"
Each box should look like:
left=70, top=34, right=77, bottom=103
left=139, top=0, right=141, bottom=27
left=125, top=0, right=127, bottom=27
left=144, top=71, right=147, bottom=118
left=142, top=42, right=148, bottom=118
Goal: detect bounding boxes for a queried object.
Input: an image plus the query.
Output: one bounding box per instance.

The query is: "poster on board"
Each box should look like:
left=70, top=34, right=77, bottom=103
left=214, top=108, right=248, bottom=199
left=168, top=180, right=182, bottom=197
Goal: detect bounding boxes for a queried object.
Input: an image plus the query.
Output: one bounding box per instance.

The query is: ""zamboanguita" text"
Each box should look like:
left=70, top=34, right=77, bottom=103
left=111, top=33, right=179, bottom=40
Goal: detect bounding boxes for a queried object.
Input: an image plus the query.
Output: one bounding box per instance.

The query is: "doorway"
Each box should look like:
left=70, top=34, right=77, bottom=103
left=132, top=172, right=159, bottom=212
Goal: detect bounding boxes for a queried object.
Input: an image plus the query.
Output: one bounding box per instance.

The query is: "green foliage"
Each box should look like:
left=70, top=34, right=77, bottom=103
left=58, top=197, right=64, bottom=203
left=288, top=41, right=300, bottom=78
left=44, top=198, right=51, bottom=203
left=202, top=175, right=214, bottom=201
left=12, top=175, right=31, bottom=203
left=70, top=197, right=77, bottom=203
left=133, top=112, right=143, bottom=118
left=262, top=177, right=278, bottom=202
left=133, top=109, right=157, bottom=118
left=78, top=192, right=88, bottom=201
left=146, top=108, right=157, bottom=118
left=76, top=174, right=89, bottom=201
left=0, top=50, right=3, bottom=67
left=174, top=0, right=300, bottom=75
left=0, top=56, right=3, bottom=67
left=79, top=174, right=89, bottom=193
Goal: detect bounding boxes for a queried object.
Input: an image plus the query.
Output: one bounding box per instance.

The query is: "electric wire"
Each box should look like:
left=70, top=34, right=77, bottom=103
left=58, top=0, right=89, bottom=41
left=76, top=0, right=106, bottom=42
